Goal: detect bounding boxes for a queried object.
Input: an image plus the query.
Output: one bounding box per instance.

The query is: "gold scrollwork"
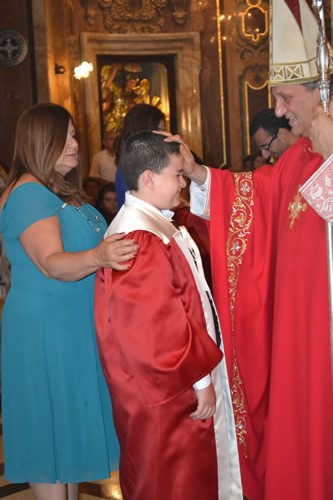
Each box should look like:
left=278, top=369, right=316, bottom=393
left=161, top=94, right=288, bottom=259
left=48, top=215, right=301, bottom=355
left=239, top=0, right=268, bottom=43
left=226, top=173, right=255, bottom=457
left=100, top=0, right=167, bottom=33
left=83, top=0, right=190, bottom=32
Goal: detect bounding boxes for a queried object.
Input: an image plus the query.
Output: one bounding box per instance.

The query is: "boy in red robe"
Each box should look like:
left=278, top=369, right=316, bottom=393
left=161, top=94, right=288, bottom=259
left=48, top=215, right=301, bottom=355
left=94, top=131, right=242, bottom=500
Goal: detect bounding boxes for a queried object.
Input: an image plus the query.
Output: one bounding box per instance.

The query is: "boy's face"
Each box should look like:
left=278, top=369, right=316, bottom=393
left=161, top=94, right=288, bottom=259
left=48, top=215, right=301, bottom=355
left=150, top=153, right=187, bottom=210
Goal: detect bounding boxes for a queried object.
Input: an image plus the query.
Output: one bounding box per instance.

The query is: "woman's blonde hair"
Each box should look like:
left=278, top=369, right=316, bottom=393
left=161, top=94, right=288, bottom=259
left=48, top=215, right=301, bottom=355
left=8, top=103, right=86, bottom=203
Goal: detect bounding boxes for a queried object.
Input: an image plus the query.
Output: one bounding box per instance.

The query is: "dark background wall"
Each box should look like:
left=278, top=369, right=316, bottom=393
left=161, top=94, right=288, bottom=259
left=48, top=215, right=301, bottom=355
left=0, top=0, right=37, bottom=171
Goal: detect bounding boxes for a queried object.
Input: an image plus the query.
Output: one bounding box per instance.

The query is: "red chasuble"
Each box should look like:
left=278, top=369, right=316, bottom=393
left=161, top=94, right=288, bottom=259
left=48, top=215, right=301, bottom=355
left=208, top=137, right=333, bottom=499
left=209, top=166, right=273, bottom=500
left=95, top=231, right=223, bottom=500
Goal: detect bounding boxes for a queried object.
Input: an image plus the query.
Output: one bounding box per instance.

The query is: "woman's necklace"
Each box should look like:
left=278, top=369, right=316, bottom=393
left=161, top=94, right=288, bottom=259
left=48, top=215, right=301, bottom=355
left=76, top=205, right=103, bottom=232
left=62, top=203, right=103, bottom=233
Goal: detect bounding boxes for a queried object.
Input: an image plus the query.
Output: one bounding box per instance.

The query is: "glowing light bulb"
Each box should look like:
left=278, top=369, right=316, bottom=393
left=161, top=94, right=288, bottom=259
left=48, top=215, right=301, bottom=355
left=73, top=61, right=93, bottom=80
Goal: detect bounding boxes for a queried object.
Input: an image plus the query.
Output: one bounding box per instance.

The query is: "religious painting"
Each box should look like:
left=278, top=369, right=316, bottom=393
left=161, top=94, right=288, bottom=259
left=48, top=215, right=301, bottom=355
left=96, top=55, right=176, bottom=137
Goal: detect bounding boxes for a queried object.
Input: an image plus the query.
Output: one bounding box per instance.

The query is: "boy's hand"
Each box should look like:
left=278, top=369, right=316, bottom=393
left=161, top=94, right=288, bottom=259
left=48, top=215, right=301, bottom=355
left=190, top=384, right=216, bottom=420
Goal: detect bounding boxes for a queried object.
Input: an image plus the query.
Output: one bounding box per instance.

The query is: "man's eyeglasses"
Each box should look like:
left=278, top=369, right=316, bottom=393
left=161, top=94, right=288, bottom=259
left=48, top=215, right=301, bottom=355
left=259, top=134, right=277, bottom=151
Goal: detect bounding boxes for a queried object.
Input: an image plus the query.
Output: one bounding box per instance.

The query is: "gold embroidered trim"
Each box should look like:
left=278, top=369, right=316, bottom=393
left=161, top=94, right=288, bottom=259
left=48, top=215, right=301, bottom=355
left=226, top=173, right=254, bottom=458
left=288, top=188, right=308, bottom=228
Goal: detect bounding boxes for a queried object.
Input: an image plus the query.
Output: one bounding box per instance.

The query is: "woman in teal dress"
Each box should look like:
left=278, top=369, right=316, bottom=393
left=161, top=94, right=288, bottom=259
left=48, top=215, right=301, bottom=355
left=0, top=103, right=138, bottom=500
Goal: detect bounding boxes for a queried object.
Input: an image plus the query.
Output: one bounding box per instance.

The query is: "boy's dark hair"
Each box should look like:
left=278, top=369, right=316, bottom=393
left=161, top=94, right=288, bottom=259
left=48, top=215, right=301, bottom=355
left=250, top=108, right=291, bottom=137
left=119, top=131, right=180, bottom=190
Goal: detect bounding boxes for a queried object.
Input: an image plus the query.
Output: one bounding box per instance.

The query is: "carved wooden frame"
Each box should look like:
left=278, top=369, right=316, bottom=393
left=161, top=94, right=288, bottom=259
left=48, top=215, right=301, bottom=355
left=80, top=31, right=202, bottom=163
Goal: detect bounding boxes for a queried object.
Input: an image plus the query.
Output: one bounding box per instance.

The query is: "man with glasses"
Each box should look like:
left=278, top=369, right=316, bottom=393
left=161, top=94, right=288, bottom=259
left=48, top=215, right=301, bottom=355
left=250, top=108, right=298, bottom=163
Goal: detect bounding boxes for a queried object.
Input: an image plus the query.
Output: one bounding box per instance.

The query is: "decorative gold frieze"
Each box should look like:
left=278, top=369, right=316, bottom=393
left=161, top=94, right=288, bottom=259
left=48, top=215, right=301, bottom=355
left=82, top=0, right=191, bottom=32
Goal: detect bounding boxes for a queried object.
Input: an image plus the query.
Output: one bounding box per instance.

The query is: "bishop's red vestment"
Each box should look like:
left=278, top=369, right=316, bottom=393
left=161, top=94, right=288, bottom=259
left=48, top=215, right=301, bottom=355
left=191, top=137, right=333, bottom=499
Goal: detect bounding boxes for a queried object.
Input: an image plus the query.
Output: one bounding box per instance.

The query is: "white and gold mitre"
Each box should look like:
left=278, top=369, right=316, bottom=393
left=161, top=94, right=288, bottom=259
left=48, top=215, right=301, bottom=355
left=269, top=0, right=333, bottom=85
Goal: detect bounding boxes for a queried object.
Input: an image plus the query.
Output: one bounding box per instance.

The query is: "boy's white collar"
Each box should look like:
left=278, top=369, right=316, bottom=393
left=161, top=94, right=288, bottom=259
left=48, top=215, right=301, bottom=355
left=125, top=191, right=174, bottom=221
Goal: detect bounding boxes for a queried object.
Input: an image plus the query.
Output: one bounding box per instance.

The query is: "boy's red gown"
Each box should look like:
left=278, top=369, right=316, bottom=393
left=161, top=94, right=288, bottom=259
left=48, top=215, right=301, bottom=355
left=94, top=195, right=242, bottom=500
left=191, top=136, right=333, bottom=500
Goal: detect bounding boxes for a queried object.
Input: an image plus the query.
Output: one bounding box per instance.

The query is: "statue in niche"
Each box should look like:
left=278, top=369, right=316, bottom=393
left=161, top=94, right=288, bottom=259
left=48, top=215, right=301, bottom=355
left=100, top=63, right=162, bottom=133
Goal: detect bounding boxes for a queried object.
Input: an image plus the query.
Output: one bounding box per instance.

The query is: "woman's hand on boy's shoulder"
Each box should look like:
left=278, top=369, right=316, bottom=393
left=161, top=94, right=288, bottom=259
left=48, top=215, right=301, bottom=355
left=96, top=233, right=139, bottom=270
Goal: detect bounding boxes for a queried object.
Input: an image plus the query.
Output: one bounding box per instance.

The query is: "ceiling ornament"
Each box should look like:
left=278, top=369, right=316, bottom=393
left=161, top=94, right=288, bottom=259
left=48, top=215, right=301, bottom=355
left=82, top=0, right=191, bottom=33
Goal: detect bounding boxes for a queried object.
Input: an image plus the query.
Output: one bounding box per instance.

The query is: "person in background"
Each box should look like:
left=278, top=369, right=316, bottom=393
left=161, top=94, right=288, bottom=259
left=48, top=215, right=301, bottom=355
left=82, top=176, right=104, bottom=207
left=250, top=108, right=298, bottom=163
left=242, top=155, right=254, bottom=172
left=95, top=131, right=242, bottom=500
left=252, top=153, right=267, bottom=170
left=96, top=182, right=118, bottom=225
left=0, top=103, right=138, bottom=500
left=89, top=130, right=118, bottom=182
left=114, top=103, right=166, bottom=209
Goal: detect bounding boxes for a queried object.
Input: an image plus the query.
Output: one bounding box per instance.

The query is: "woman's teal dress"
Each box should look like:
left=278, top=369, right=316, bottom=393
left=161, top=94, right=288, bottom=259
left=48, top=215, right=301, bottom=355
left=0, top=183, right=119, bottom=483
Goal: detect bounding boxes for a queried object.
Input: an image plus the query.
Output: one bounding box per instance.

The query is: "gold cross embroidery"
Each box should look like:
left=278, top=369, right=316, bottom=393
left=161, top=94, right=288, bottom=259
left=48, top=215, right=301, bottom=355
left=288, top=189, right=308, bottom=228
